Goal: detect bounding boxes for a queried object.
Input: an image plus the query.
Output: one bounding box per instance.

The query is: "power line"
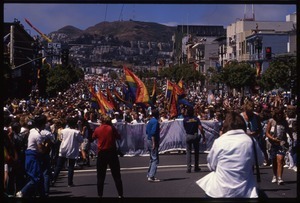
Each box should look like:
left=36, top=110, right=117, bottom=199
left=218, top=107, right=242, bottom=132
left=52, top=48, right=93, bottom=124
left=104, top=4, right=108, bottom=22
left=119, top=4, right=124, bottom=21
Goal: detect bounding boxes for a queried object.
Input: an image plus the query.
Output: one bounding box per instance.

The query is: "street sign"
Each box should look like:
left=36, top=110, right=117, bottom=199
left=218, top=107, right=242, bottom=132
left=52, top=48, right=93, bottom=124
left=48, top=43, right=61, bottom=49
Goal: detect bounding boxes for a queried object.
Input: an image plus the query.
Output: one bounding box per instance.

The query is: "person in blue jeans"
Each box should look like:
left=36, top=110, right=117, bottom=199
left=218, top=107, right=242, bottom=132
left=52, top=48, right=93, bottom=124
left=183, top=107, right=205, bottom=173
left=40, top=128, right=55, bottom=197
left=16, top=114, right=48, bottom=198
left=146, top=108, right=160, bottom=182
left=51, top=116, right=83, bottom=187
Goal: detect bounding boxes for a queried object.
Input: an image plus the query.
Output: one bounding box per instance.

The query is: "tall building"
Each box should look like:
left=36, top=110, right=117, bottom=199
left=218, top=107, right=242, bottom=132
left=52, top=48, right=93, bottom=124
left=225, top=15, right=295, bottom=63
left=4, top=20, right=36, bottom=99
left=173, top=25, right=226, bottom=74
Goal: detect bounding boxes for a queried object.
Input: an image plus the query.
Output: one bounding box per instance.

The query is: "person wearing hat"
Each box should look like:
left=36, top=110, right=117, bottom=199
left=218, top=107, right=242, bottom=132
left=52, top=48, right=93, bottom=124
left=112, top=111, right=123, bottom=124
left=92, top=115, right=123, bottom=198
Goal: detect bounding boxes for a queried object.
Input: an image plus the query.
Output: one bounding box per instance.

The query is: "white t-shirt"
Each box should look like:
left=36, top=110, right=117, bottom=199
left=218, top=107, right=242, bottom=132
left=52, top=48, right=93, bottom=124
left=59, top=127, right=83, bottom=159
left=27, top=128, right=43, bottom=151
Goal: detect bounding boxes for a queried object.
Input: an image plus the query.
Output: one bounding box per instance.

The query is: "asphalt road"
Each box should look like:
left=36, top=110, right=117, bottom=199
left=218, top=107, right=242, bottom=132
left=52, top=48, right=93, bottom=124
left=45, top=152, right=298, bottom=202
left=5, top=154, right=299, bottom=203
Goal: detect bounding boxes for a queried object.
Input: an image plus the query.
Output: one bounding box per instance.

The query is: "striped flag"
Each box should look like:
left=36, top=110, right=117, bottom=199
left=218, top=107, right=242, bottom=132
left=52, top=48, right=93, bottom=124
left=96, top=90, right=114, bottom=114
left=150, top=79, right=157, bottom=106
left=113, top=88, right=133, bottom=108
left=88, top=84, right=99, bottom=109
left=178, top=78, right=184, bottom=89
left=106, top=87, right=118, bottom=111
left=165, top=80, right=174, bottom=101
left=166, top=80, right=185, bottom=100
left=169, top=87, right=178, bottom=118
left=123, top=66, right=149, bottom=104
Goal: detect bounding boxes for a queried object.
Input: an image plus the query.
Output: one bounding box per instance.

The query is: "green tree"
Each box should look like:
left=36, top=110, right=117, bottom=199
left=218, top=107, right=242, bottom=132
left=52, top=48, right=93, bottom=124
left=222, top=61, right=256, bottom=93
left=207, top=66, right=223, bottom=84
left=46, top=64, right=84, bottom=97
left=260, top=56, right=296, bottom=92
left=159, top=63, right=205, bottom=84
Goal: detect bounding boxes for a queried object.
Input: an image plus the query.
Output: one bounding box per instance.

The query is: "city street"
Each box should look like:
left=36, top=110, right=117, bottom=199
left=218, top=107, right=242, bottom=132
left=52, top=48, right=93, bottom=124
left=47, top=152, right=297, bottom=200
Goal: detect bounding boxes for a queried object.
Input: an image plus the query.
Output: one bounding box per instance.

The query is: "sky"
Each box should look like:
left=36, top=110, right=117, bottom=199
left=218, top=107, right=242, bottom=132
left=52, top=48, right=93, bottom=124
left=4, top=3, right=296, bottom=35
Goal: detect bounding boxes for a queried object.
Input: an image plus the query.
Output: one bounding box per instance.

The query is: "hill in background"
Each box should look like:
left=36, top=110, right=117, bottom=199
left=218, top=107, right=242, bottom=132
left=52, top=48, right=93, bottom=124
left=49, top=20, right=176, bottom=43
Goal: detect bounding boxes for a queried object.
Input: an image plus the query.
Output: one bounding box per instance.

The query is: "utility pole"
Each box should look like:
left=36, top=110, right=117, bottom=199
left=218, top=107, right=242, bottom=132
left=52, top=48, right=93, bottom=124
left=10, top=25, right=15, bottom=69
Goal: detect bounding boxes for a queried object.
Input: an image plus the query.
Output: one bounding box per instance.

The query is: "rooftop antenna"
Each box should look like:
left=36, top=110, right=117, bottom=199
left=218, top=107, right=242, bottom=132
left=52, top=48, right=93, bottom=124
left=187, top=13, right=189, bottom=36
left=243, top=4, right=255, bottom=21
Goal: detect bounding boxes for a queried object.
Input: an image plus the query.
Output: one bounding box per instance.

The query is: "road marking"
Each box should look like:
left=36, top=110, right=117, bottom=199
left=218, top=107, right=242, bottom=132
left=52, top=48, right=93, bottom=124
left=69, top=164, right=208, bottom=173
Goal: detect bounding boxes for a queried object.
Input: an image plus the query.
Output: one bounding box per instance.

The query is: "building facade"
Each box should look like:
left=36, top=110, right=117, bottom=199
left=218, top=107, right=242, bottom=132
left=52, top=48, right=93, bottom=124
left=4, top=20, right=37, bottom=99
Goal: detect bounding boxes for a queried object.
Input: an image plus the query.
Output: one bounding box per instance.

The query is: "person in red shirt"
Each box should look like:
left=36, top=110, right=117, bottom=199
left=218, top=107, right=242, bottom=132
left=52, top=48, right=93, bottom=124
left=92, top=115, right=123, bottom=198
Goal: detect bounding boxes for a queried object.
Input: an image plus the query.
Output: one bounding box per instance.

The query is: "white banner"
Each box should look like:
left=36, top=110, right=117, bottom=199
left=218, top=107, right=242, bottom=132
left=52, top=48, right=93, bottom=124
left=90, top=120, right=221, bottom=156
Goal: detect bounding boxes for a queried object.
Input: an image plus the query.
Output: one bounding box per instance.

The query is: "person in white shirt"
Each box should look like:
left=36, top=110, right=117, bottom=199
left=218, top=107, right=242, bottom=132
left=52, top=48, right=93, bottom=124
left=196, top=111, right=264, bottom=198
left=51, top=116, right=83, bottom=187
left=160, top=111, right=169, bottom=122
left=131, top=112, right=144, bottom=124
left=16, top=114, right=50, bottom=198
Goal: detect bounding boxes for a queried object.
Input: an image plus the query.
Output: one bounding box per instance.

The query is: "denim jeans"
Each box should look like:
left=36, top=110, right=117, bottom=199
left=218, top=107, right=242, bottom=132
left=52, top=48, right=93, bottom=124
left=186, top=134, right=200, bottom=170
left=41, top=154, right=51, bottom=196
left=21, top=152, right=45, bottom=197
left=21, top=176, right=45, bottom=197
left=147, top=139, right=159, bottom=178
left=52, top=157, right=76, bottom=186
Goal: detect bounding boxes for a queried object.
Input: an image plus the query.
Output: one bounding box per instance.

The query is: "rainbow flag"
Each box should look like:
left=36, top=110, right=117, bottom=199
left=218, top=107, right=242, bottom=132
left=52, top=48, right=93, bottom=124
left=106, top=87, right=118, bottom=111
left=165, top=80, right=174, bottom=100
left=166, top=80, right=185, bottom=100
left=123, top=66, right=149, bottom=104
left=150, top=79, right=157, bottom=106
left=178, top=78, right=184, bottom=89
left=113, top=88, right=133, bottom=108
left=169, top=87, right=178, bottom=118
left=88, top=84, right=99, bottom=109
left=96, top=90, right=114, bottom=114
left=173, top=82, right=185, bottom=98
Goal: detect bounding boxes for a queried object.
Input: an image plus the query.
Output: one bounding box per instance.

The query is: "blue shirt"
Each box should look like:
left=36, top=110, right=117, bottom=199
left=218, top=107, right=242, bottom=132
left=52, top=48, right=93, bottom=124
left=183, top=116, right=201, bottom=135
left=146, top=117, right=160, bottom=142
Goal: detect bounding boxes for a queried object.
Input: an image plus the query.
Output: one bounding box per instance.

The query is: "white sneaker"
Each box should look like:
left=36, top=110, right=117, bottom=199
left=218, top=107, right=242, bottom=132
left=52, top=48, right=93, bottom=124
left=292, top=166, right=297, bottom=172
left=16, top=191, right=23, bottom=198
left=277, top=178, right=284, bottom=185
left=147, top=177, right=160, bottom=182
left=271, top=176, right=277, bottom=183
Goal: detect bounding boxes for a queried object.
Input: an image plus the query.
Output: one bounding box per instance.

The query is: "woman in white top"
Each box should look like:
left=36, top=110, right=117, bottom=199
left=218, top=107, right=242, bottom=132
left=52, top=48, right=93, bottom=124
left=196, top=111, right=264, bottom=198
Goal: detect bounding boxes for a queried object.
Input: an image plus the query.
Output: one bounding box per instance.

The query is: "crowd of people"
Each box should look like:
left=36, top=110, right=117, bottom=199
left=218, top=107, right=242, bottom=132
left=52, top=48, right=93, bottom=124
left=3, top=73, right=297, bottom=198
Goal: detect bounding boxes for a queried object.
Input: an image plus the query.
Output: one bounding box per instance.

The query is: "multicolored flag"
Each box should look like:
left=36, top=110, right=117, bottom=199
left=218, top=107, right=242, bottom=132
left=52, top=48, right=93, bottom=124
left=169, top=87, right=178, bottom=118
left=106, top=87, right=118, bottom=111
left=123, top=66, right=149, bottom=104
left=150, top=79, right=157, bottom=106
left=96, top=90, right=114, bottom=114
left=113, top=88, right=133, bottom=108
left=177, top=78, right=184, bottom=89
left=88, top=84, right=99, bottom=109
left=165, top=80, right=174, bottom=101
left=166, top=80, right=185, bottom=100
